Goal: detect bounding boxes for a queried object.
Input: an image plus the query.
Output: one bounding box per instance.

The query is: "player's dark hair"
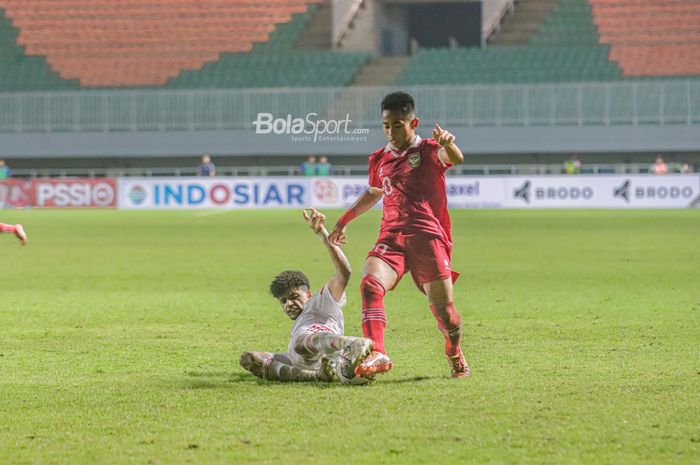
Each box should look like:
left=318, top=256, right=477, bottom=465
left=381, top=91, right=415, bottom=117
left=269, top=270, right=310, bottom=299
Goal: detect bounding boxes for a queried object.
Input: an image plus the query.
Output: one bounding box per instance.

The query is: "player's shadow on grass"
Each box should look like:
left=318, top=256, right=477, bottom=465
left=180, top=371, right=256, bottom=390
left=181, top=370, right=438, bottom=390
left=378, top=375, right=436, bottom=384
left=182, top=370, right=441, bottom=390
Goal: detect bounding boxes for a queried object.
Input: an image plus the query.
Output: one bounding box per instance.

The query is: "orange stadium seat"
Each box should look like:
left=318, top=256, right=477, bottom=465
left=0, top=0, right=324, bottom=86
left=589, top=0, right=700, bottom=77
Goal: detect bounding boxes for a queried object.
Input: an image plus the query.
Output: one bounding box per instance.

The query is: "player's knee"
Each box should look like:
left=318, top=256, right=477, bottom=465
left=292, top=334, right=313, bottom=357
left=239, top=351, right=265, bottom=376
left=361, top=274, right=386, bottom=301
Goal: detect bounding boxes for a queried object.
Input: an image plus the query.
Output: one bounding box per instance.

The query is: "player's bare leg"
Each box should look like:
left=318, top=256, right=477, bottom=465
left=239, top=351, right=323, bottom=382
left=0, top=223, right=27, bottom=245
left=425, top=278, right=470, bottom=378
left=355, top=257, right=397, bottom=376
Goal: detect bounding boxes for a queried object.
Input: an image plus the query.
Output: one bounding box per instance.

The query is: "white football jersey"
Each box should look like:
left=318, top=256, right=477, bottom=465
left=286, top=285, right=346, bottom=368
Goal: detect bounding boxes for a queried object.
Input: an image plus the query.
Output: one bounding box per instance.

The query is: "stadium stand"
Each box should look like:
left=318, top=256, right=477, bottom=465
left=395, top=46, right=619, bottom=85
left=0, top=0, right=369, bottom=88
left=397, top=0, right=622, bottom=85
left=590, top=0, right=700, bottom=77
left=167, top=50, right=371, bottom=89
left=397, top=0, right=700, bottom=85
left=0, top=0, right=697, bottom=91
left=0, top=9, right=79, bottom=91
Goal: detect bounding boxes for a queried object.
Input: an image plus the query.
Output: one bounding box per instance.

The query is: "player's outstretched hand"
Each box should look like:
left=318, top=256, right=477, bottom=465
left=303, top=207, right=327, bottom=235
left=433, top=123, right=455, bottom=147
left=327, top=224, right=348, bottom=246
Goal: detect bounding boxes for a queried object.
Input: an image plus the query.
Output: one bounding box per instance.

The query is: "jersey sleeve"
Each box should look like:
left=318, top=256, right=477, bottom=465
left=319, top=285, right=347, bottom=309
left=368, top=151, right=382, bottom=189
left=426, top=138, right=452, bottom=171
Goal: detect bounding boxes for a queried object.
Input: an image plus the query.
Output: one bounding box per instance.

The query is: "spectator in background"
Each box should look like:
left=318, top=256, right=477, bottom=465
left=0, top=159, right=10, bottom=180
left=316, top=156, right=333, bottom=176
left=651, top=155, right=668, bottom=175
left=680, top=162, right=692, bottom=174
left=197, top=154, right=216, bottom=177
left=563, top=155, right=582, bottom=174
left=300, top=156, right=316, bottom=176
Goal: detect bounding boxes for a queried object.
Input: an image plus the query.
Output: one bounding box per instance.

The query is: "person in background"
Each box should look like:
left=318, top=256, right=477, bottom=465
left=563, top=155, right=582, bottom=174
left=197, top=154, right=216, bottom=177
left=651, top=155, right=667, bottom=175
left=0, top=159, right=10, bottom=180
left=300, top=156, right=317, bottom=176
left=316, top=156, right=333, bottom=176
left=680, top=162, right=692, bottom=174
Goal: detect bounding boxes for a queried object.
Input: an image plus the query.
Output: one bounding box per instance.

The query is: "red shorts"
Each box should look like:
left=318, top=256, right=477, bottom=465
left=367, top=231, right=459, bottom=292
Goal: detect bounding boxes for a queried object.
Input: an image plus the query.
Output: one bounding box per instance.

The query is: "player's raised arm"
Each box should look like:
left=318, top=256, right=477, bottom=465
left=327, top=187, right=383, bottom=246
left=434, top=123, right=464, bottom=165
left=303, top=208, right=352, bottom=301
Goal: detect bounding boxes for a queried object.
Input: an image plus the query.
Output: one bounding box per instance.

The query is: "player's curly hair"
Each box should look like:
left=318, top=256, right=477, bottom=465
left=269, top=270, right=310, bottom=299
left=381, top=91, right=415, bottom=117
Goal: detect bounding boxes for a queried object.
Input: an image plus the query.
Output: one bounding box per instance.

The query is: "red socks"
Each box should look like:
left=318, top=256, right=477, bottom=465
left=361, top=275, right=463, bottom=358
left=0, top=223, right=17, bottom=233
left=361, top=274, right=387, bottom=354
left=430, top=301, right=462, bottom=357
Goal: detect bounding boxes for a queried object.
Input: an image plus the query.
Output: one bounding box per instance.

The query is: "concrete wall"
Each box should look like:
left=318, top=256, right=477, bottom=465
left=1, top=125, right=699, bottom=159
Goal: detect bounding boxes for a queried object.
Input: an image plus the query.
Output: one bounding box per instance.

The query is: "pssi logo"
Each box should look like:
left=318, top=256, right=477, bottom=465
left=36, top=181, right=115, bottom=207
left=314, top=180, right=338, bottom=203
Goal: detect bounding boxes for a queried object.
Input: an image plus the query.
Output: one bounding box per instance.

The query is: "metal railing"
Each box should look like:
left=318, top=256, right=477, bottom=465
left=1, top=80, right=698, bottom=133
left=332, top=0, right=365, bottom=49
left=7, top=163, right=691, bottom=179
left=482, top=0, right=514, bottom=44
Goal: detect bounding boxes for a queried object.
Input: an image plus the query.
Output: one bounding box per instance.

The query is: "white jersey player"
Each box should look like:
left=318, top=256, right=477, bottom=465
left=239, top=208, right=373, bottom=382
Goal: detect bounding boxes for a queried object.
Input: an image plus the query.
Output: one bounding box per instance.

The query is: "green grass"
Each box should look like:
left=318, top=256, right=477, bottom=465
left=1, top=209, right=699, bottom=465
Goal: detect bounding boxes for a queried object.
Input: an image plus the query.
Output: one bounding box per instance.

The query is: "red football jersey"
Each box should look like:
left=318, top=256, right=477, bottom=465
left=368, top=135, right=453, bottom=243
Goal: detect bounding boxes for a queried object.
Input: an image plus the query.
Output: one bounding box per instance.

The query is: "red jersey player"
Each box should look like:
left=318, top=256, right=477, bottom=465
left=0, top=223, right=27, bottom=245
left=328, top=91, right=470, bottom=378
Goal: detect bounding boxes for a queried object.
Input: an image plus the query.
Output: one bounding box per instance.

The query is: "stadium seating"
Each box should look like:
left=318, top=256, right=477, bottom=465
left=589, top=0, right=700, bottom=77
left=0, top=9, right=79, bottom=91
left=397, top=0, right=621, bottom=85
left=396, top=46, right=620, bottom=85
left=397, top=0, right=699, bottom=85
left=0, top=0, right=350, bottom=87
left=1, top=0, right=698, bottom=91
left=167, top=50, right=371, bottom=88
left=531, top=0, right=599, bottom=47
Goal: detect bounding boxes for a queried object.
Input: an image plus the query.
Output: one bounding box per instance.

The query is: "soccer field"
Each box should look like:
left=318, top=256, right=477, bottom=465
left=1, top=209, right=698, bottom=465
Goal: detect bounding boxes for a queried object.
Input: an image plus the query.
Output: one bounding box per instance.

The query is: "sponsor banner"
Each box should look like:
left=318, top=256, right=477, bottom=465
left=446, top=178, right=507, bottom=208
left=0, top=179, right=34, bottom=208
left=310, top=177, right=507, bottom=209
left=310, top=177, right=377, bottom=208
left=117, top=175, right=700, bottom=210
left=603, top=175, right=700, bottom=208
left=33, top=178, right=117, bottom=208
left=1, top=179, right=33, bottom=208
left=118, top=178, right=308, bottom=209
left=505, top=175, right=700, bottom=208
left=1, top=178, right=116, bottom=208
